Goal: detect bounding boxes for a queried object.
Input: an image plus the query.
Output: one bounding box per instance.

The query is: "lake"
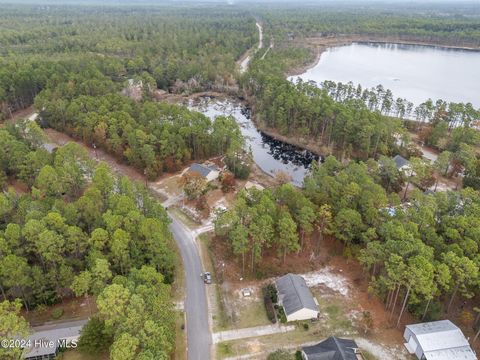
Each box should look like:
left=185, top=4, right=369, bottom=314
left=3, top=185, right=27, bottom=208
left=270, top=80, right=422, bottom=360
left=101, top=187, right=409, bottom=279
left=188, top=98, right=320, bottom=186
left=290, top=42, right=480, bottom=108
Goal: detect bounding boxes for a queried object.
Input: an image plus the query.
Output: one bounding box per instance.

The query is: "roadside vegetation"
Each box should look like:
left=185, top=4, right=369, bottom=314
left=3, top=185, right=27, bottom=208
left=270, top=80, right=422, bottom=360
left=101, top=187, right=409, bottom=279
left=0, top=121, right=177, bottom=358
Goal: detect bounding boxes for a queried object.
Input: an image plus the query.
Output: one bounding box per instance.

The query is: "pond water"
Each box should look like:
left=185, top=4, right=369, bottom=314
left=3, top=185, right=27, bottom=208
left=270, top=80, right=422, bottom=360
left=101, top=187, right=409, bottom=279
left=290, top=42, right=480, bottom=108
left=188, top=98, right=320, bottom=186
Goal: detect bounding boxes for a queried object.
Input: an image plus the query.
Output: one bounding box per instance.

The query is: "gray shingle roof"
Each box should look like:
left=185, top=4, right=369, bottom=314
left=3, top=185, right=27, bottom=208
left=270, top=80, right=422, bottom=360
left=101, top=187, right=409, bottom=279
left=189, top=163, right=214, bottom=177
left=393, top=154, right=409, bottom=169
left=302, top=336, right=359, bottom=360
left=275, top=273, right=318, bottom=316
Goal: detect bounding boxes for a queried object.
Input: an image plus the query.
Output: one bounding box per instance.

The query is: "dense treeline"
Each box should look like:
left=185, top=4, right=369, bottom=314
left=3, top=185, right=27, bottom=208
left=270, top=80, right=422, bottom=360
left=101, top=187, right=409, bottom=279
left=35, top=73, right=243, bottom=178
left=0, top=3, right=257, bottom=118
left=255, top=3, right=480, bottom=46
left=216, top=155, right=480, bottom=331
left=243, top=37, right=479, bottom=171
left=214, top=184, right=316, bottom=273
left=0, top=121, right=176, bottom=358
left=243, top=53, right=403, bottom=160
left=321, top=81, right=480, bottom=127
left=306, top=157, right=480, bottom=328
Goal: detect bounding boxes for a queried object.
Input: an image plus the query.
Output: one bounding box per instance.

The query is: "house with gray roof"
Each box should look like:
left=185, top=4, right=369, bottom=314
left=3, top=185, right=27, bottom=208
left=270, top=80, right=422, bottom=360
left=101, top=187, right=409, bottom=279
left=301, top=336, right=363, bottom=360
left=275, top=273, right=319, bottom=322
left=404, top=320, right=477, bottom=360
left=23, top=320, right=87, bottom=360
left=186, top=163, right=220, bottom=182
left=393, top=155, right=412, bottom=173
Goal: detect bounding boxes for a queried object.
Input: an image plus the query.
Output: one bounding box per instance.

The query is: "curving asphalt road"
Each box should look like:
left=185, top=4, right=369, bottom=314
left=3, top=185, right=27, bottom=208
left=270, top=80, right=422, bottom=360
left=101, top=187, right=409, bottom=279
left=35, top=121, right=212, bottom=359
left=168, top=213, right=211, bottom=360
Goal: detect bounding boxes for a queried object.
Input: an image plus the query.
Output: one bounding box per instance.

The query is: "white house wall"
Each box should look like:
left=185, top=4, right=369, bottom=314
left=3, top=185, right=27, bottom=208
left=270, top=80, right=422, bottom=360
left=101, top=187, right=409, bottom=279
left=206, top=171, right=220, bottom=182
left=286, top=308, right=319, bottom=322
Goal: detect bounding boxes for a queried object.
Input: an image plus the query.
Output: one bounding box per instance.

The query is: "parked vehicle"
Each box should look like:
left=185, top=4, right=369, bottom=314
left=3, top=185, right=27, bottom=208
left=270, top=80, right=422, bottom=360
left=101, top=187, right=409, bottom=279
left=203, top=272, right=212, bottom=284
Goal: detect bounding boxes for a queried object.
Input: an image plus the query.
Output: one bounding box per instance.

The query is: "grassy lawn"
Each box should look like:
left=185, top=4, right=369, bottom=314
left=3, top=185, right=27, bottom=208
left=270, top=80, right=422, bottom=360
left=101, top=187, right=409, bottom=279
left=172, top=243, right=186, bottom=302
left=174, top=311, right=187, bottom=360
left=215, top=291, right=358, bottom=359
left=157, top=175, right=182, bottom=198
left=199, top=233, right=270, bottom=332
left=234, top=299, right=270, bottom=329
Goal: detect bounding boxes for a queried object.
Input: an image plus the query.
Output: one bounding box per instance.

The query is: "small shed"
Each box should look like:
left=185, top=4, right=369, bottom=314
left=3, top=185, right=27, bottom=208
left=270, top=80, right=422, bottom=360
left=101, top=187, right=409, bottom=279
left=187, top=163, right=219, bottom=182
left=404, top=320, right=477, bottom=360
left=301, top=336, right=363, bottom=360
left=275, top=273, right=319, bottom=322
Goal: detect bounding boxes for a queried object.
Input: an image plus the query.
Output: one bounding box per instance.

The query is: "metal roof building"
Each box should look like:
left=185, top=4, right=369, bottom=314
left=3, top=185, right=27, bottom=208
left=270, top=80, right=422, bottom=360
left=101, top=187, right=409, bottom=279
left=301, top=336, right=363, bottom=360
left=275, top=273, right=319, bottom=322
left=404, top=320, right=477, bottom=360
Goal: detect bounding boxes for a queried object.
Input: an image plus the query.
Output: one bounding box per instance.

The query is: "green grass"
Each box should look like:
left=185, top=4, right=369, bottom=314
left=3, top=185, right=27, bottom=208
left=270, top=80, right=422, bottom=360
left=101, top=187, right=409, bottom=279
left=214, top=292, right=359, bottom=358
left=198, top=232, right=229, bottom=332
left=235, top=300, right=270, bottom=329
left=174, top=311, right=187, bottom=360
left=361, top=350, right=378, bottom=360
left=217, top=342, right=234, bottom=358
left=315, top=295, right=355, bottom=334
left=199, top=232, right=270, bottom=331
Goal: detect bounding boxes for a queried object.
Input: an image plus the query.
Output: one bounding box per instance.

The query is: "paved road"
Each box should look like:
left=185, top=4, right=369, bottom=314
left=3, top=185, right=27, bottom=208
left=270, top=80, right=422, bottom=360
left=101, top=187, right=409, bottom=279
left=35, top=123, right=212, bottom=360
left=169, top=214, right=211, bottom=360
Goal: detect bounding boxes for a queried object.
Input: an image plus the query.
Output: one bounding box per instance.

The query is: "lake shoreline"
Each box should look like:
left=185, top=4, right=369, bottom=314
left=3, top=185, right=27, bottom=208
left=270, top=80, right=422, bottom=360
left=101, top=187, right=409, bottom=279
left=250, top=114, right=330, bottom=158
left=287, top=35, right=480, bottom=77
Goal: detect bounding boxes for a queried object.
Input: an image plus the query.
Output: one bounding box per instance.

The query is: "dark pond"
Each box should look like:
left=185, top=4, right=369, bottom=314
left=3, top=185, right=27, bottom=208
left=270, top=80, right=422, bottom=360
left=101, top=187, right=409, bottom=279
left=188, top=98, right=320, bottom=186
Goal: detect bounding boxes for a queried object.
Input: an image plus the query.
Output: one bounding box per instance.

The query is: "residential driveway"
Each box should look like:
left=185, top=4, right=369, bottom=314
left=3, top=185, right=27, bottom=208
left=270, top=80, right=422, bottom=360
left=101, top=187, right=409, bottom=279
left=169, top=213, right=211, bottom=360
left=212, top=324, right=295, bottom=344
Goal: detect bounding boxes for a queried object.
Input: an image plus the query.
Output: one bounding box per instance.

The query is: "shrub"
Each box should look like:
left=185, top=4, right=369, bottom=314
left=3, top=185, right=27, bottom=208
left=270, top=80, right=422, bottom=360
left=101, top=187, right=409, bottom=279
left=78, top=318, right=113, bottom=355
left=302, top=322, right=309, bottom=331
left=51, top=308, right=64, bottom=319
left=262, top=283, right=278, bottom=303
left=358, top=311, right=373, bottom=335
left=267, top=349, right=294, bottom=360
left=277, top=306, right=287, bottom=324
left=220, top=171, right=236, bottom=192
left=225, top=154, right=251, bottom=179
left=408, top=300, right=442, bottom=322
left=264, top=296, right=277, bottom=324
left=295, top=351, right=303, bottom=360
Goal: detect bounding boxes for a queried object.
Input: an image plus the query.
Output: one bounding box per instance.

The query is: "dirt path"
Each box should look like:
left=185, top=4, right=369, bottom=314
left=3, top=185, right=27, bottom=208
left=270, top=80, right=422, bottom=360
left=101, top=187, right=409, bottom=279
left=44, top=128, right=145, bottom=182
left=239, top=22, right=264, bottom=74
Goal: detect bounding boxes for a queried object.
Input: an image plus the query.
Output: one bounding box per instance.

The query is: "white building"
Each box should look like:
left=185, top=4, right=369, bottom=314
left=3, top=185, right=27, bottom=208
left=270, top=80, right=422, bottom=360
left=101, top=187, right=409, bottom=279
left=404, top=320, right=477, bottom=360
left=275, top=273, right=319, bottom=322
